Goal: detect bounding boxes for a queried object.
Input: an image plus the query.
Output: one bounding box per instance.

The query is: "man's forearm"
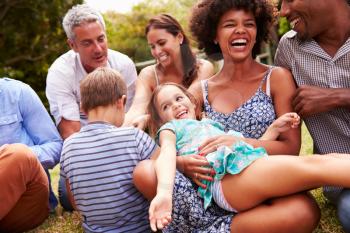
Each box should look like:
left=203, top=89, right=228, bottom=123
left=331, top=88, right=350, bottom=109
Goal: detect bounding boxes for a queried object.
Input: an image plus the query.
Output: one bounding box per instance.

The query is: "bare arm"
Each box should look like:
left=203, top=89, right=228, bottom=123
left=293, top=86, right=350, bottom=117
left=123, top=66, right=154, bottom=129
left=58, top=118, right=81, bottom=140
left=149, top=130, right=176, bottom=231
left=260, top=112, right=300, bottom=141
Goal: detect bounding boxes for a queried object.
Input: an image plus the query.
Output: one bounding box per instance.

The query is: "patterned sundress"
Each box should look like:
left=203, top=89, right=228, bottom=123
left=202, top=67, right=276, bottom=139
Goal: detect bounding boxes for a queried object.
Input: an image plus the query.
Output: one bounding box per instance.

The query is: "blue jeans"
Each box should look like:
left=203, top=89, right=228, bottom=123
left=337, top=189, right=350, bottom=233
left=324, top=188, right=350, bottom=233
left=58, top=176, right=74, bottom=211
left=45, top=169, right=58, bottom=212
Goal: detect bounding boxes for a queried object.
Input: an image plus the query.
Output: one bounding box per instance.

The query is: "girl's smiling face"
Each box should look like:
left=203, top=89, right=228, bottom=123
left=155, top=85, right=196, bottom=124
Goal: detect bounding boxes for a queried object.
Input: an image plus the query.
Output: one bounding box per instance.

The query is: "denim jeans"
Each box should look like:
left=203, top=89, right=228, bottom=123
left=324, top=188, right=350, bottom=233
left=337, top=189, right=350, bottom=233
left=58, top=176, right=74, bottom=211
left=45, top=169, right=58, bottom=212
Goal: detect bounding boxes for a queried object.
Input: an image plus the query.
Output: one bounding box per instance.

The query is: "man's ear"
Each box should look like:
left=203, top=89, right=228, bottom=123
left=67, top=39, right=78, bottom=52
left=116, top=95, right=127, bottom=109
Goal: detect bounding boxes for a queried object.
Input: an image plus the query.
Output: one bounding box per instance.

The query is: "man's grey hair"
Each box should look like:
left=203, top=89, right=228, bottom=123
left=62, top=4, right=106, bottom=40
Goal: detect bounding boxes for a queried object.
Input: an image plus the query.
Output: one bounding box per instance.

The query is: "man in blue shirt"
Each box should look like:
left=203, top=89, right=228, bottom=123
left=0, top=78, right=62, bottom=232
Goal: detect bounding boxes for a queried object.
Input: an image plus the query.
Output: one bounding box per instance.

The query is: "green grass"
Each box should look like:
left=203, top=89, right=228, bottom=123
left=300, top=123, right=344, bottom=233
left=29, top=123, right=344, bottom=232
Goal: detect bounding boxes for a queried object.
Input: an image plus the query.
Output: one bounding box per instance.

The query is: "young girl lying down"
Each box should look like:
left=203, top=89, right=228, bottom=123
left=142, top=83, right=350, bottom=231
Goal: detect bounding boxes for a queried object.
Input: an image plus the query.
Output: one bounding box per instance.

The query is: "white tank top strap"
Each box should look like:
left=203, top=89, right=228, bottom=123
left=153, top=65, right=160, bottom=86
left=265, top=67, right=274, bottom=97
left=200, top=79, right=208, bottom=104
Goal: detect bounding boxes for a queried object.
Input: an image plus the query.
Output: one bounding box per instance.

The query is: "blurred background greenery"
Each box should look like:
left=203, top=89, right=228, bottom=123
left=0, top=0, right=291, bottom=107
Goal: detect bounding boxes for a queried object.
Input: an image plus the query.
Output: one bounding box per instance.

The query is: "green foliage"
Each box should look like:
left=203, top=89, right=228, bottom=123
left=0, top=0, right=83, bottom=105
left=278, top=17, right=291, bottom=37
left=105, top=0, right=197, bottom=64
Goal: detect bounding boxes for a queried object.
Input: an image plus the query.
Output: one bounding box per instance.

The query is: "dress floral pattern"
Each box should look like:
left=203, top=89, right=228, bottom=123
left=164, top=171, right=233, bottom=233
left=202, top=67, right=276, bottom=139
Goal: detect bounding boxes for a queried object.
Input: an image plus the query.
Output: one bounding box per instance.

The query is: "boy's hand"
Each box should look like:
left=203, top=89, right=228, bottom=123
left=149, top=193, right=172, bottom=232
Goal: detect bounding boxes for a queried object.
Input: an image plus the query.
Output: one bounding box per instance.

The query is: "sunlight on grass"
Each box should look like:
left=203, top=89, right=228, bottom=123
left=28, top=123, right=344, bottom=232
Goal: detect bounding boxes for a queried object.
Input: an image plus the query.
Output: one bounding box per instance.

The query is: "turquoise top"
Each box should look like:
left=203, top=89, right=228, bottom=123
left=157, top=118, right=267, bottom=209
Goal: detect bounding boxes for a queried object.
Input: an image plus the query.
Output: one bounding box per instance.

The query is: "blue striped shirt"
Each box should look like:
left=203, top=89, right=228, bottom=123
left=60, top=122, right=157, bottom=233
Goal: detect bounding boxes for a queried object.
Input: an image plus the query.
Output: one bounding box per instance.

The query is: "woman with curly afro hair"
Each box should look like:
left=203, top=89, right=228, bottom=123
left=164, top=0, right=322, bottom=232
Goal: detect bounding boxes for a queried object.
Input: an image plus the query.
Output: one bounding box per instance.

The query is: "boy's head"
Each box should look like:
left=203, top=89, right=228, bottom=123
left=80, top=67, right=127, bottom=116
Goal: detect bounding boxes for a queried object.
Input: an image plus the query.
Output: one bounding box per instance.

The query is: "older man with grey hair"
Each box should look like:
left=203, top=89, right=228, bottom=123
left=46, top=4, right=137, bottom=140
left=46, top=4, right=137, bottom=211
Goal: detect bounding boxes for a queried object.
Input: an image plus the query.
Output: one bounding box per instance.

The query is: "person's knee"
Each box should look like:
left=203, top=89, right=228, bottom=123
left=285, top=193, right=320, bottom=232
left=133, top=160, right=157, bottom=200
left=5, top=143, right=38, bottom=167
left=337, top=189, right=350, bottom=232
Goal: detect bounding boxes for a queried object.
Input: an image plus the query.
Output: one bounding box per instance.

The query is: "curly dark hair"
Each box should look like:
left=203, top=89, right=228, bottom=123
left=190, top=0, right=276, bottom=60
left=146, top=14, right=198, bottom=88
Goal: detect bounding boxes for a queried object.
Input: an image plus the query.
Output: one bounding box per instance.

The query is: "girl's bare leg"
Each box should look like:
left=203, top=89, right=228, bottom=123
left=134, top=159, right=320, bottom=233
left=222, top=154, right=350, bottom=211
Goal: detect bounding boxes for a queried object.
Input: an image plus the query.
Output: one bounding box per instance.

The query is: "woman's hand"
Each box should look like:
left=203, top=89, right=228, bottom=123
left=125, top=114, right=150, bottom=129
left=149, top=193, right=172, bottom=232
left=198, top=135, right=240, bottom=155
left=177, top=155, right=214, bottom=189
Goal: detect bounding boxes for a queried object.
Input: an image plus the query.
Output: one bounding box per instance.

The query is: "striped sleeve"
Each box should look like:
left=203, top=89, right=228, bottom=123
left=134, top=129, right=157, bottom=160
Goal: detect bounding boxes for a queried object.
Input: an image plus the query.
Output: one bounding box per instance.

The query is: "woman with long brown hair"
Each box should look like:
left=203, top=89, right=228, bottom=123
left=124, top=14, right=214, bottom=128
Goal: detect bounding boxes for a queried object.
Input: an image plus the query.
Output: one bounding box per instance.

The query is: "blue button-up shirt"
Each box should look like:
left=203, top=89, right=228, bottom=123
left=0, top=78, right=62, bottom=207
left=0, top=78, right=62, bottom=167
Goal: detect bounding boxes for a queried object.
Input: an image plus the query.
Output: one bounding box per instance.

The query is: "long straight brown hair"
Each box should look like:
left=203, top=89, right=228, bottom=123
left=146, top=14, right=198, bottom=88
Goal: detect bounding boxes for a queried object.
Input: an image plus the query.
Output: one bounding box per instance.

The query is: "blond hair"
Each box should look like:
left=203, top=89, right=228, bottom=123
left=80, top=67, right=126, bottom=113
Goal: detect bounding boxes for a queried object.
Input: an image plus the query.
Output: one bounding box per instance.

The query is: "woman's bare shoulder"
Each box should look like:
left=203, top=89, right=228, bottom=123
left=139, top=64, right=156, bottom=79
left=270, top=66, right=293, bottom=81
left=270, top=66, right=296, bottom=96
left=188, top=80, right=203, bottom=102
left=197, top=58, right=215, bottom=80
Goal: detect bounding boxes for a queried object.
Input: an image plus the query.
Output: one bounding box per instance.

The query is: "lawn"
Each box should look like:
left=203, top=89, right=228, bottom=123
left=28, top=124, right=344, bottom=233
